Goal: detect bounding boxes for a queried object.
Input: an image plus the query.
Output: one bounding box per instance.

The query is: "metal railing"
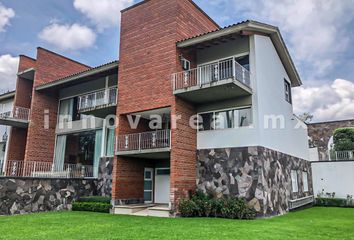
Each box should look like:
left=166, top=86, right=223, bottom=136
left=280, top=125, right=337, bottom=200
left=116, top=129, right=171, bottom=152
left=334, top=151, right=354, bottom=161
left=0, top=107, right=30, bottom=121
left=77, top=87, right=117, bottom=112
left=172, top=58, right=251, bottom=91
left=4, top=160, right=94, bottom=178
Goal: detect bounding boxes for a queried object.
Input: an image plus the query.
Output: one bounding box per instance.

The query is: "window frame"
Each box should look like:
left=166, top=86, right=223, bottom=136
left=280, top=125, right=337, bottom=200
left=291, top=170, right=299, bottom=193
left=302, top=171, right=309, bottom=192
left=197, top=106, right=252, bottom=131
left=284, top=79, right=292, bottom=104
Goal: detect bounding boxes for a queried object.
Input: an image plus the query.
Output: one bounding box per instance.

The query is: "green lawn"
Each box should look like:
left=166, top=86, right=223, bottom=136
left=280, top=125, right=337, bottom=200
left=0, top=207, right=353, bottom=240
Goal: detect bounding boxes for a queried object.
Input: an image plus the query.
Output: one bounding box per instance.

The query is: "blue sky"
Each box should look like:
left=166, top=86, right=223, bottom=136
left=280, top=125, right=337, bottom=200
left=0, top=0, right=353, bottom=121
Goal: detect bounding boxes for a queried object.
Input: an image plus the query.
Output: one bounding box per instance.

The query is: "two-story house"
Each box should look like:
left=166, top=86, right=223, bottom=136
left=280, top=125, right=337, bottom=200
left=4, top=0, right=313, bottom=217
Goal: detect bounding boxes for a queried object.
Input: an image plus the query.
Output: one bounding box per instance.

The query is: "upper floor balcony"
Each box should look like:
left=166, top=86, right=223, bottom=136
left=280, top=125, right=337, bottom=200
left=172, top=58, right=252, bottom=104
left=0, top=106, right=30, bottom=128
left=77, top=87, right=117, bottom=113
left=116, top=129, right=171, bottom=159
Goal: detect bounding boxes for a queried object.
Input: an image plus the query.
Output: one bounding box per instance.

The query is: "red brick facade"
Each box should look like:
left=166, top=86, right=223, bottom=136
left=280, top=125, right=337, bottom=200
left=112, top=0, right=218, bottom=206
left=7, top=55, right=36, bottom=161
left=24, top=48, right=90, bottom=163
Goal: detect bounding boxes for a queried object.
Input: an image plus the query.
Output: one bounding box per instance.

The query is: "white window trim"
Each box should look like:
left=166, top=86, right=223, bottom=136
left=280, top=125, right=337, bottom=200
left=291, top=170, right=299, bottom=193
left=302, top=171, right=309, bottom=192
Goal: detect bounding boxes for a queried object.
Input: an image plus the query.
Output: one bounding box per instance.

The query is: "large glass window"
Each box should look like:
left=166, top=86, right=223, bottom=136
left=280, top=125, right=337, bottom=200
left=199, top=107, right=252, bottom=131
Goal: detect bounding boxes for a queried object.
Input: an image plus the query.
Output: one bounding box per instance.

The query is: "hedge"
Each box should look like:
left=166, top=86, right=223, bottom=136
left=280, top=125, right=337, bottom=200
left=72, top=196, right=112, bottom=213
left=76, top=196, right=111, bottom=204
left=72, top=202, right=111, bottom=213
left=315, top=198, right=353, bottom=208
left=178, top=191, right=256, bottom=220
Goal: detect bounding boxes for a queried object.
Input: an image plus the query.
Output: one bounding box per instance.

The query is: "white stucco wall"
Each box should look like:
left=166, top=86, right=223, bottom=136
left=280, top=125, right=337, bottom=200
left=312, top=161, right=354, bottom=198
left=197, top=34, right=309, bottom=160
left=0, top=97, right=14, bottom=170
left=252, top=35, right=309, bottom=160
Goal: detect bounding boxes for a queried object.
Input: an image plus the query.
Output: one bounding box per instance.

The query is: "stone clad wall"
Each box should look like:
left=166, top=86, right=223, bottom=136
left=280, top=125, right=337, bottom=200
left=0, top=178, right=97, bottom=215
left=0, top=157, right=113, bottom=215
left=197, top=146, right=313, bottom=217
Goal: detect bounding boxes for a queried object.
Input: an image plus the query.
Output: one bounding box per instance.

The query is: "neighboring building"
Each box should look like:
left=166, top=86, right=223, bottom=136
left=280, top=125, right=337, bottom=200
left=0, top=91, right=15, bottom=173
left=308, top=119, right=354, bottom=161
left=4, top=0, right=313, bottom=217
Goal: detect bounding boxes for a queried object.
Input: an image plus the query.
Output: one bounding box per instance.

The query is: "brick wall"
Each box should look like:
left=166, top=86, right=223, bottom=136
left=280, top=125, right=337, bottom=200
left=113, top=0, right=218, bottom=205
left=24, top=48, right=90, bottom=163
left=7, top=55, right=36, bottom=161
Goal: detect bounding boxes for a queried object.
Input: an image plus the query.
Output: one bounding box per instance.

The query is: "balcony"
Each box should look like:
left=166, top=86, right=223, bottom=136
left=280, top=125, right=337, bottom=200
left=0, top=107, right=30, bottom=128
left=4, top=160, right=94, bottom=179
left=116, top=129, right=171, bottom=159
left=77, top=87, right=117, bottom=113
left=334, top=151, right=354, bottom=161
left=172, top=58, right=252, bottom=104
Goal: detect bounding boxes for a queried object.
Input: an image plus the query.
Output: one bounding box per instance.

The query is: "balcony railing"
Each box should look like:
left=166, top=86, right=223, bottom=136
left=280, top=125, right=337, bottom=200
left=0, top=107, right=30, bottom=121
left=334, top=151, right=354, bottom=161
left=4, top=160, right=94, bottom=179
left=116, top=129, right=171, bottom=153
left=172, top=58, right=250, bottom=91
left=78, top=87, right=117, bottom=112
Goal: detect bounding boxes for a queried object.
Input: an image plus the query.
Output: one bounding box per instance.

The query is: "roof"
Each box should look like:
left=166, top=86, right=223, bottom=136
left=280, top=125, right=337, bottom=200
left=177, top=20, right=302, bottom=87
left=0, top=91, right=15, bottom=101
left=35, top=60, right=119, bottom=91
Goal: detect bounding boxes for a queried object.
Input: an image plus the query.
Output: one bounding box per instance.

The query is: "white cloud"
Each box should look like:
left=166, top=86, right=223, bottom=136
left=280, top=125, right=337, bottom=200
left=293, top=79, right=354, bottom=121
left=0, top=54, right=19, bottom=93
left=0, top=2, right=15, bottom=32
left=38, top=23, right=96, bottom=51
left=231, top=0, right=354, bottom=78
left=73, top=0, right=133, bottom=30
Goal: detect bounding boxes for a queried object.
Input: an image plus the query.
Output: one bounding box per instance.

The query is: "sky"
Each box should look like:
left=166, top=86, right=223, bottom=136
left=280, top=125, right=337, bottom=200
left=0, top=0, right=353, bottom=122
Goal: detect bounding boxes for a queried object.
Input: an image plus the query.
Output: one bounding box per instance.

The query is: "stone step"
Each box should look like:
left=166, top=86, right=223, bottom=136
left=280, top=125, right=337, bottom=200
left=113, top=204, right=155, bottom=215
left=147, top=205, right=170, bottom=218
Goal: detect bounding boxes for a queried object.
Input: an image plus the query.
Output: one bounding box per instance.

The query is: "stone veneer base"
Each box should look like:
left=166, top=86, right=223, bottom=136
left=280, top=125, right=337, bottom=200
left=197, top=146, right=313, bottom=217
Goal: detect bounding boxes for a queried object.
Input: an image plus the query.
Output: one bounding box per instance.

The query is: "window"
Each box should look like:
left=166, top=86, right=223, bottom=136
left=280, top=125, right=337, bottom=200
left=284, top=79, right=292, bottom=103
left=302, top=172, right=309, bottom=192
left=235, top=55, right=250, bottom=71
left=198, top=107, right=252, bottom=131
left=199, top=112, right=214, bottom=131
left=291, top=170, right=298, bottom=193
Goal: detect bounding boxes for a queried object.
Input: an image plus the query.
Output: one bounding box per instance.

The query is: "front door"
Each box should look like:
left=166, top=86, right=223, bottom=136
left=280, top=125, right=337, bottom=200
left=144, top=168, right=154, bottom=203
left=154, top=168, right=170, bottom=204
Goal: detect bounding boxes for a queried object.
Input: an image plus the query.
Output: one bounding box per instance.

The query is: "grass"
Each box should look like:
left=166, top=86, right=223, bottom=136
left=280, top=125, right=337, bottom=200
left=0, top=207, right=353, bottom=240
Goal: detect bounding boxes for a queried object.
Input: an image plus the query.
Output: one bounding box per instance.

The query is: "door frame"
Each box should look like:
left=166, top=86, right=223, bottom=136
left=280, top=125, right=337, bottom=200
left=144, top=168, right=154, bottom=204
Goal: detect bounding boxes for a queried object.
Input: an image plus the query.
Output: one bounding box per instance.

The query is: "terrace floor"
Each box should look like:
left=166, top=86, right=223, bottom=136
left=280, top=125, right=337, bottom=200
left=0, top=207, right=353, bottom=240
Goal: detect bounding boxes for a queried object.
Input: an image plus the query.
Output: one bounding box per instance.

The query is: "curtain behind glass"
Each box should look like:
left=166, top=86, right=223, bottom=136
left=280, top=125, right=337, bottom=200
left=106, top=128, right=115, bottom=157
left=53, top=135, right=67, bottom=171
left=58, top=98, right=74, bottom=123
left=94, top=129, right=103, bottom=178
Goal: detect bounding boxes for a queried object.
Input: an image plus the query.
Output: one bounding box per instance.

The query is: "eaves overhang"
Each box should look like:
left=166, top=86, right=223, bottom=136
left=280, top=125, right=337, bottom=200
left=177, top=20, right=302, bottom=87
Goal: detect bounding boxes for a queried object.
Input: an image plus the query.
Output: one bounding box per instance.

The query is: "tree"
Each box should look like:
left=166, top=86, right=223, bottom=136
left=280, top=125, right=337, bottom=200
left=333, top=128, right=354, bottom=151
left=298, top=112, right=314, bottom=124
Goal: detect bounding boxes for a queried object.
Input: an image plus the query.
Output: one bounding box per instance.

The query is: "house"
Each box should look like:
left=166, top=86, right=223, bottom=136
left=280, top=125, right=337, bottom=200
left=3, top=0, right=313, bottom=217
left=0, top=91, right=15, bottom=174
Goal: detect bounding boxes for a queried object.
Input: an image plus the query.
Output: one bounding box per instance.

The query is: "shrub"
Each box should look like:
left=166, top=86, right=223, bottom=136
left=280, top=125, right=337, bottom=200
left=178, top=191, right=256, bottom=220
left=178, top=199, right=198, bottom=217
left=72, top=202, right=111, bottom=213
left=76, top=196, right=111, bottom=204
left=315, top=198, right=352, bottom=208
